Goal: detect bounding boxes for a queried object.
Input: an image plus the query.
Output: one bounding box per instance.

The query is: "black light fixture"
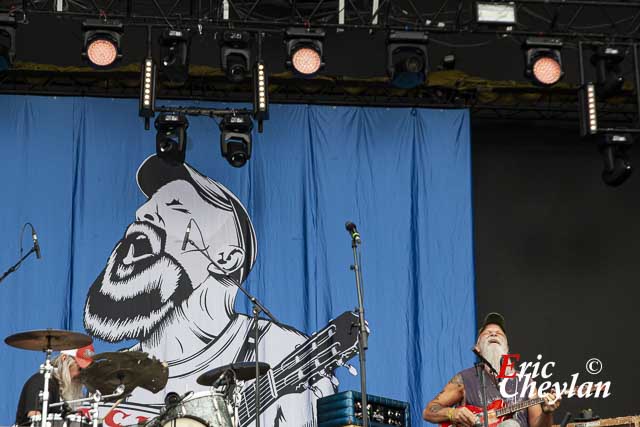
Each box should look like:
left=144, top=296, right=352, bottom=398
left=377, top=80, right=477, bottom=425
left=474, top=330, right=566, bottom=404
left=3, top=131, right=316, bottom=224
left=524, top=37, right=563, bottom=86
left=441, top=53, right=456, bottom=70
left=82, top=19, right=123, bottom=68
left=155, top=113, right=189, bottom=164
left=387, top=31, right=429, bottom=89
left=220, top=113, right=253, bottom=168
left=285, top=27, right=325, bottom=77
left=598, top=133, right=633, bottom=187
left=160, top=29, right=191, bottom=84
left=220, top=31, right=251, bottom=83
left=591, top=46, right=625, bottom=99
left=0, top=14, right=16, bottom=71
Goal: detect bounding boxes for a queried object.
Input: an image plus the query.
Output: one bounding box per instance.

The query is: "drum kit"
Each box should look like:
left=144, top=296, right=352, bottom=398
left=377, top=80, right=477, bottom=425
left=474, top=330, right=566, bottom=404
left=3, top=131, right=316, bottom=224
left=5, top=329, right=269, bottom=427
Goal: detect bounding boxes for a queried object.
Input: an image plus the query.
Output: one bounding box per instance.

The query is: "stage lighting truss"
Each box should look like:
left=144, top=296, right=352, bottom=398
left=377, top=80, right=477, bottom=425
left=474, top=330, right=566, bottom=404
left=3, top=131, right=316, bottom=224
left=220, top=30, right=252, bottom=83
left=0, top=14, right=16, bottom=71
left=387, top=31, right=429, bottom=89
left=285, top=27, right=325, bottom=77
left=591, top=46, right=626, bottom=99
left=524, top=37, right=563, bottom=86
left=160, top=29, right=191, bottom=84
left=139, top=57, right=157, bottom=126
left=155, top=112, right=189, bottom=164
left=82, top=19, right=123, bottom=68
left=219, top=113, right=253, bottom=168
left=253, top=60, right=269, bottom=131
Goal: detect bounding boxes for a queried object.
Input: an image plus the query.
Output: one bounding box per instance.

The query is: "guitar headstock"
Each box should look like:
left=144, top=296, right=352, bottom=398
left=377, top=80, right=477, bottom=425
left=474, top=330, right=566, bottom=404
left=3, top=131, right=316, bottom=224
left=275, top=311, right=362, bottom=395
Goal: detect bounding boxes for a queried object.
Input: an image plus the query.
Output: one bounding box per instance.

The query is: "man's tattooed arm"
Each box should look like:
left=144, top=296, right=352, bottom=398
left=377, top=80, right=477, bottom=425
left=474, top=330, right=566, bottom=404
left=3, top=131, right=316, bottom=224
left=422, top=374, right=465, bottom=424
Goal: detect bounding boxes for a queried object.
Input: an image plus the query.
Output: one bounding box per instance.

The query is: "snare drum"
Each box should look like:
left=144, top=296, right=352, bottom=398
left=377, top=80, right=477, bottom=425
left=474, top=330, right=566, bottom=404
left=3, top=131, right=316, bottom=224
left=162, top=392, right=233, bottom=427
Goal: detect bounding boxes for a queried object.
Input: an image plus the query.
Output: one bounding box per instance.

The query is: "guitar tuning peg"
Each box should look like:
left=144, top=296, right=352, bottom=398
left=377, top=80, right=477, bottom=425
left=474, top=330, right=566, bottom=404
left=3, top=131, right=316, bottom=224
left=320, top=370, right=340, bottom=388
left=330, top=376, right=340, bottom=388
left=345, top=363, right=357, bottom=376
left=300, top=382, right=322, bottom=398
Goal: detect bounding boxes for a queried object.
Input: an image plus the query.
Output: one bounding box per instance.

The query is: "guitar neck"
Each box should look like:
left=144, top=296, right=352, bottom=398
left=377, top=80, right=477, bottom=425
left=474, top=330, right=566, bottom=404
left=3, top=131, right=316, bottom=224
left=496, top=397, right=545, bottom=417
left=234, top=311, right=361, bottom=427
left=237, top=380, right=275, bottom=426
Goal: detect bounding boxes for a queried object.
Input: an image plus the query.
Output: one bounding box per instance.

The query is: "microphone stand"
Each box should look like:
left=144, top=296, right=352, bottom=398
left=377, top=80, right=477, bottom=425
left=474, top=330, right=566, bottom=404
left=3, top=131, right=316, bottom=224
left=185, top=237, right=278, bottom=427
left=349, top=234, right=369, bottom=427
left=0, top=247, right=36, bottom=283
left=473, top=349, right=498, bottom=427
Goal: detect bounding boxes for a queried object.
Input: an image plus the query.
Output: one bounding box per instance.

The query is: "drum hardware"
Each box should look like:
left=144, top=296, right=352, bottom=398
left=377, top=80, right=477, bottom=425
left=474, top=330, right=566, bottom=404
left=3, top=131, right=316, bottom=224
left=29, top=413, right=92, bottom=427
left=196, top=362, right=270, bottom=387
left=49, top=385, right=126, bottom=427
left=78, top=351, right=169, bottom=396
left=156, top=391, right=234, bottom=427
left=5, top=329, right=93, bottom=427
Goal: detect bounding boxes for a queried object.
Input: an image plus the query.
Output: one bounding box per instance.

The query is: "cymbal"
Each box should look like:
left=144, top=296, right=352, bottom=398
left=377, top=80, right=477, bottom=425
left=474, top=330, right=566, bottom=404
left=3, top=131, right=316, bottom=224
left=79, top=351, right=168, bottom=395
left=5, top=329, right=92, bottom=351
left=197, top=361, right=271, bottom=386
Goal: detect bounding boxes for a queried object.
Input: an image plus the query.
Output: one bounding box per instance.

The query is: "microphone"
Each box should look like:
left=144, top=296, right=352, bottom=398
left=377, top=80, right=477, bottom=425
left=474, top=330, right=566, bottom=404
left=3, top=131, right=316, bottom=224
left=32, top=227, right=41, bottom=259
left=472, top=346, right=498, bottom=376
left=181, top=221, right=192, bottom=251
left=345, top=221, right=361, bottom=244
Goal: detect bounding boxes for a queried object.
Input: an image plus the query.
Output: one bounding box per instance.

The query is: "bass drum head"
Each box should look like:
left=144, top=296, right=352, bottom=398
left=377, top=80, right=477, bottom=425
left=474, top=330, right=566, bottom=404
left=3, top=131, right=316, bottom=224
left=161, top=416, right=208, bottom=427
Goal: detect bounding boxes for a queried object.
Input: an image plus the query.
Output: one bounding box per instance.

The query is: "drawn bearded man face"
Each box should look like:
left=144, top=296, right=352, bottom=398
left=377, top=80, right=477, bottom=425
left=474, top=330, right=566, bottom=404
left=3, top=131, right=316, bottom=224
left=84, top=179, right=245, bottom=343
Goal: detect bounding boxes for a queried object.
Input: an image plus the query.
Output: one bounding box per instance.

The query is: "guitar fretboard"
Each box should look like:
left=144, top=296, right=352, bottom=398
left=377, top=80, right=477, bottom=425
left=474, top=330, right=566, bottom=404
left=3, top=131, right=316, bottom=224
left=496, top=397, right=545, bottom=417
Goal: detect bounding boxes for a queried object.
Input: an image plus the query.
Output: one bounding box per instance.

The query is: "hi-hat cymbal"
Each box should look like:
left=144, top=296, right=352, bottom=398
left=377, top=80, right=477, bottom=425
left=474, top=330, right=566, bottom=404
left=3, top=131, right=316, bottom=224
left=197, top=361, right=271, bottom=386
left=79, top=351, right=168, bottom=395
left=5, top=329, right=92, bottom=351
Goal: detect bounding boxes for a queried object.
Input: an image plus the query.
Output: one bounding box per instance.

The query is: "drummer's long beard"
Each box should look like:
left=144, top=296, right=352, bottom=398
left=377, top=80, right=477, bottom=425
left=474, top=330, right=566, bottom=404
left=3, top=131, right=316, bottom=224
left=83, top=241, right=193, bottom=344
left=53, top=356, right=84, bottom=402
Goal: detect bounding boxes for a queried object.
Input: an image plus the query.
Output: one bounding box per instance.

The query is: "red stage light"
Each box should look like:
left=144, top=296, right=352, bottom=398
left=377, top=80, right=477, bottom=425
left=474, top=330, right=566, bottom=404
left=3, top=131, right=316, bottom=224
left=291, top=47, right=322, bottom=75
left=86, top=38, right=118, bottom=67
left=532, top=56, right=562, bottom=86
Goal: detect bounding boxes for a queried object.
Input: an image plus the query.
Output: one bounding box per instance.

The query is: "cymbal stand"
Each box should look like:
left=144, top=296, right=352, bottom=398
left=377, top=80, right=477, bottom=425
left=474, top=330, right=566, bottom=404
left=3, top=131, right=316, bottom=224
left=38, top=338, right=53, bottom=427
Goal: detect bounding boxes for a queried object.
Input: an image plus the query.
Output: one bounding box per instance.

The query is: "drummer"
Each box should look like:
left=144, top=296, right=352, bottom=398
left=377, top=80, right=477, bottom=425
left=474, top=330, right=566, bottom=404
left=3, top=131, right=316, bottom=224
left=14, top=344, right=95, bottom=426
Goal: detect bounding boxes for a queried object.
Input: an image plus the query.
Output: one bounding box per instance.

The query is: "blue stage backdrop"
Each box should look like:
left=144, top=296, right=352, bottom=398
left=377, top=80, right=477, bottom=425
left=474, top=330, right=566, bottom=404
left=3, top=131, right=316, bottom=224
left=0, top=95, right=475, bottom=427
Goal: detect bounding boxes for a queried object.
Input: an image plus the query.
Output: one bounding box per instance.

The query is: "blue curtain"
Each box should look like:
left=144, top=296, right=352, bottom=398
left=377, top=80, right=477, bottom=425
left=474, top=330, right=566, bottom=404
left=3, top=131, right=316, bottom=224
left=0, top=95, right=475, bottom=426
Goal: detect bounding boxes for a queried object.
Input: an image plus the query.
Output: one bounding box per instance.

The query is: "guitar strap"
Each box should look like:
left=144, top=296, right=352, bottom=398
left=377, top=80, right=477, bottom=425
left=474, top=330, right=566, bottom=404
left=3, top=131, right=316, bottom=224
left=234, top=317, right=269, bottom=363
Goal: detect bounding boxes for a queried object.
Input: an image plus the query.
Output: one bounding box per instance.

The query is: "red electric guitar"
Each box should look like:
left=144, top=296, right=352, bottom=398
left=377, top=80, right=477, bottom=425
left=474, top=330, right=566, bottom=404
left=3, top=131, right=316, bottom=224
left=439, top=395, right=554, bottom=427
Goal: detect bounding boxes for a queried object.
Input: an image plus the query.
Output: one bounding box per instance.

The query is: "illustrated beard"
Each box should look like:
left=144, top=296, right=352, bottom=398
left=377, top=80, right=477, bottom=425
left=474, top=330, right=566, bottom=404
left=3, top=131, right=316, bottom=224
left=84, top=222, right=193, bottom=344
left=479, top=338, right=509, bottom=372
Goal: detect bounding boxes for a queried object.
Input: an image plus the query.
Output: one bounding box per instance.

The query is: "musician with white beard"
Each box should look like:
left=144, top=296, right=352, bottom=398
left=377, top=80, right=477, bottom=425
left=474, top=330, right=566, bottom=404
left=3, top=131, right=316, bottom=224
left=422, top=313, right=561, bottom=427
left=14, top=345, right=95, bottom=426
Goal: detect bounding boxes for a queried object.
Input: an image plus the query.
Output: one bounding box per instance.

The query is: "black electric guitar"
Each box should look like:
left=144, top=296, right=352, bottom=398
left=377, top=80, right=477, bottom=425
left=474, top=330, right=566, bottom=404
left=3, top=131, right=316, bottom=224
left=236, top=311, right=362, bottom=427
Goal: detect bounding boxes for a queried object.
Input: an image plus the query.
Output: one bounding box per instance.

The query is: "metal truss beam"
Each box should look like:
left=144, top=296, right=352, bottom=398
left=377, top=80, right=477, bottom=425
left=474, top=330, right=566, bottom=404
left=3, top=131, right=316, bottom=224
left=0, top=67, right=636, bottom=124
left=5, top=0, right=640, bottom=41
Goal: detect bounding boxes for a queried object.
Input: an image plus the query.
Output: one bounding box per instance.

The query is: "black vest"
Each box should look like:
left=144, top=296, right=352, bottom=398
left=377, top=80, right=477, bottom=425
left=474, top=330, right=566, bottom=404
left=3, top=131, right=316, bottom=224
left=458, top=366, right=529, bottom=427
